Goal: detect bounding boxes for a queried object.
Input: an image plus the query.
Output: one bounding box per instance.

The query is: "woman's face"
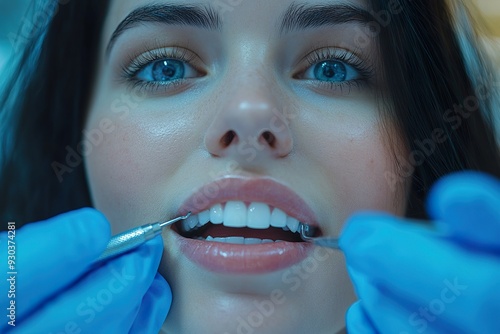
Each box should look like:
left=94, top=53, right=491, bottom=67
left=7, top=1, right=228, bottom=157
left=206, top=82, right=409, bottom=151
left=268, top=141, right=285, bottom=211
left=85, top=0, right=408, bottom=332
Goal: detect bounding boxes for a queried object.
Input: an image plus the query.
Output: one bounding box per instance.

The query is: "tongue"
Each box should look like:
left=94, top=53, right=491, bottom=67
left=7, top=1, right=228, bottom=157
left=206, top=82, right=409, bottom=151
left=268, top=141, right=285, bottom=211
left=199, top=224, right=301, bottom=242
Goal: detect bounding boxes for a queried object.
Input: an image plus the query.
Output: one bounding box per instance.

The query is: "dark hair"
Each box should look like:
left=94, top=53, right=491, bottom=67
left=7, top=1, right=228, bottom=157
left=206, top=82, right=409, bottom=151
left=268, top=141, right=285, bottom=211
left=0, top=0, right=110, bottom=226
left=1, top=0, right=499, bottom=227
left=371, top=0, right=500, bottom=218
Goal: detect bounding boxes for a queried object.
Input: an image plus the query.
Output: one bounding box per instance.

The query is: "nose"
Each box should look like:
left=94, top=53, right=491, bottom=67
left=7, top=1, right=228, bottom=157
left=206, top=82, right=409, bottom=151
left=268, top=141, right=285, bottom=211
left=204, top=79, right=293, bottom=165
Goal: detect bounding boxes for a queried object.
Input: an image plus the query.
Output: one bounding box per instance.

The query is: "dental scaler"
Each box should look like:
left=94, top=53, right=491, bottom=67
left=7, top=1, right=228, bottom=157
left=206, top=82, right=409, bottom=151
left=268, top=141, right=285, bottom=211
left=96, top=212, right=191, bottom=262
left=298, top=223, right=340, bottom=249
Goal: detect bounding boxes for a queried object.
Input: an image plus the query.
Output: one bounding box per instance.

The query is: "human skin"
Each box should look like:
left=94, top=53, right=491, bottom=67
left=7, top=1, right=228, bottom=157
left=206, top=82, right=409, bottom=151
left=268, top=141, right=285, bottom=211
left=84, top=0, right=409, bottom=332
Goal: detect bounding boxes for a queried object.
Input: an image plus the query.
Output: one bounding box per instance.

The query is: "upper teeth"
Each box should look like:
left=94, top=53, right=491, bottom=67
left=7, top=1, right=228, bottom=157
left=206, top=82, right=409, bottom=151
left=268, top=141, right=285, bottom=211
left=182, top=201, right=302, bottom=233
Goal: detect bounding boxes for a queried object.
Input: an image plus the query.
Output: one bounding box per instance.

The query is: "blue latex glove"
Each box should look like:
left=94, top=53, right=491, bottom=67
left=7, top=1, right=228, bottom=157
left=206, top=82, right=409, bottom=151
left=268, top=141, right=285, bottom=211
left=0, top=208, right=172, bottom=333
left=340, top=172, right=500, bottom=334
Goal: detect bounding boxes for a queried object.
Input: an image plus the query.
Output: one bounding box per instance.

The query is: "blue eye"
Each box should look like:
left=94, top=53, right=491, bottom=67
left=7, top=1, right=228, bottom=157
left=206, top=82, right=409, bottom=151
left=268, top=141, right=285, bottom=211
left=136, top=58, right=198, bottom=83
left=303, top=60, right=360, bottom=83
left=315, top=61, right=346, bottom=82
left=294, top=48, right=374, bottom=92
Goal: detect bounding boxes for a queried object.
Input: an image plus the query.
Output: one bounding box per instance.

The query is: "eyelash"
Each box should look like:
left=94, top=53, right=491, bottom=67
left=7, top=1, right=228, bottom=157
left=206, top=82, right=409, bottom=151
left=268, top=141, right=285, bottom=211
left=120, top=47, right=199, bottom=92
left=298, top=48, right=375, bottom=93
left=120, top=47, right=374, bottom=93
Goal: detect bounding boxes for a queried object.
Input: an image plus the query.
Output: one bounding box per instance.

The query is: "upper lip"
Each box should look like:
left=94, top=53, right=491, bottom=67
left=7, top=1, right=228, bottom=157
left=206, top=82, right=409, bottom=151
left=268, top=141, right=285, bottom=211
left=176, top=176, right=319, bottom=227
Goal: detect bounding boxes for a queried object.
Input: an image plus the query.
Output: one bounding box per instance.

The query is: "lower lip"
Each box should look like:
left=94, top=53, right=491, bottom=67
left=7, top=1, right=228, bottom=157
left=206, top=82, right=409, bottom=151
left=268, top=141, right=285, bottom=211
left=174, top=231, right=313, bottom=274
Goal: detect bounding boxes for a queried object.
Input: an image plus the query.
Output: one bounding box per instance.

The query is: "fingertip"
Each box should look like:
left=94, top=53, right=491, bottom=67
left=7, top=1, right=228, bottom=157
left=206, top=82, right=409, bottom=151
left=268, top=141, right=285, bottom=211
left=150, top=274, right=172, bottom=328
left=346, top=301, right=377, bottom=334
left=108, top=235, right=164, bottom=280
left=427, top=172, right=500, bottom=249
left=339, top=212, right=398, bottom=251
left=129, top=273, right=172, bottom=333
left=147, top=274, right=172, bottom=328
left=427, top=171, right=500, bottom=221
left=143, top=235, right=165, bottom=262
left=152, top=273, right=173, bottom=310
left=60, top=208, right=112, bottom=256
left=340, top=214, right=425, bottom=276
left=147, top=234, right=165, bottom=249
left=345, top=264, right=370, bottom=299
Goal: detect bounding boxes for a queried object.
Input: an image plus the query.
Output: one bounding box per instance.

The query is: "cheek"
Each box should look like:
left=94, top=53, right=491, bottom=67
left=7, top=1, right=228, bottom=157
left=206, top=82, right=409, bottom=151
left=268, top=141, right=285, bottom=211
left=336, top=133, right=404, bottom=213
left=83, top=106, right=192, bottom=233
left=301, top=107, right=408, bottom=221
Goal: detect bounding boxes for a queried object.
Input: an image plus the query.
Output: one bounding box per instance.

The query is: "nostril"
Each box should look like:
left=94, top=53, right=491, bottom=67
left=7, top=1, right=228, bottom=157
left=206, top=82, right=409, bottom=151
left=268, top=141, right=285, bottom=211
left=262, top=131, right=276, bottom=148
left=220, top=130, right=237, bottom=147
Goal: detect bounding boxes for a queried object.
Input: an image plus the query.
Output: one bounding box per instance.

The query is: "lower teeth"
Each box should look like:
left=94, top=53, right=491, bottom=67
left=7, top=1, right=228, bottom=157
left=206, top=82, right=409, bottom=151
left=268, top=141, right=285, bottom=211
left=197, top=236, right=284, bottom=244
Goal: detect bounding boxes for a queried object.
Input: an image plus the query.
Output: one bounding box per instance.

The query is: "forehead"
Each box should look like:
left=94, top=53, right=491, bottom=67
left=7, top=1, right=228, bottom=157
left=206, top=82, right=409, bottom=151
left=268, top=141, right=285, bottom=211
left=103, top=0, right=371, bottom=41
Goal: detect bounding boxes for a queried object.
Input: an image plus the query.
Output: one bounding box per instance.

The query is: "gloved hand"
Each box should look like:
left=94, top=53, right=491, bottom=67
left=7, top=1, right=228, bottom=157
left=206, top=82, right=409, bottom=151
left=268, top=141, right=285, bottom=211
left=0, top=208, right=172, bottom=333
left=340, top=172, right=500, bottom=334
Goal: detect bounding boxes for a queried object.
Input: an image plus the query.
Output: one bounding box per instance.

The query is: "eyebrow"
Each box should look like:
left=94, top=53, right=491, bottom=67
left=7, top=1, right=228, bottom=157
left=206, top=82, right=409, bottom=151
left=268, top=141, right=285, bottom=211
left=106, top=4, right=222, bottom=56
left=279, top=3, right=373, bottom=34
left=106, top=2, right=372, bottom=56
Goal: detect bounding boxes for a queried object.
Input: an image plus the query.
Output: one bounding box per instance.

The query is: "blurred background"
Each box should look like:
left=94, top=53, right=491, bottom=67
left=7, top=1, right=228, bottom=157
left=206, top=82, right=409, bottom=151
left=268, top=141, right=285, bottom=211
left=0, top=1, right=31, bottom=71
left=0, top=0, right=499, bottom=73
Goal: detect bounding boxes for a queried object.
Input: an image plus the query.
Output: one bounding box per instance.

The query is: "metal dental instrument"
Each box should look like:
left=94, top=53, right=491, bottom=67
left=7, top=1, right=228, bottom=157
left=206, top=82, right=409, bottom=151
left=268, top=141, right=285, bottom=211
left=299, top=223, right=340, bottom=249
left=299, top=219, right=441, bottom=250
left=97, top=212, right=192, bottom=262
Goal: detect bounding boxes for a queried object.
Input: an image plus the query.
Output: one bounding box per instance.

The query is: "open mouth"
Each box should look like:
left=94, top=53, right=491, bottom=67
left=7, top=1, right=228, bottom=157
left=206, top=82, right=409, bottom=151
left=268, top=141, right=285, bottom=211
left=173, top=178, right=322, bottom=273
left=175, top=201, right=320, bottom=244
